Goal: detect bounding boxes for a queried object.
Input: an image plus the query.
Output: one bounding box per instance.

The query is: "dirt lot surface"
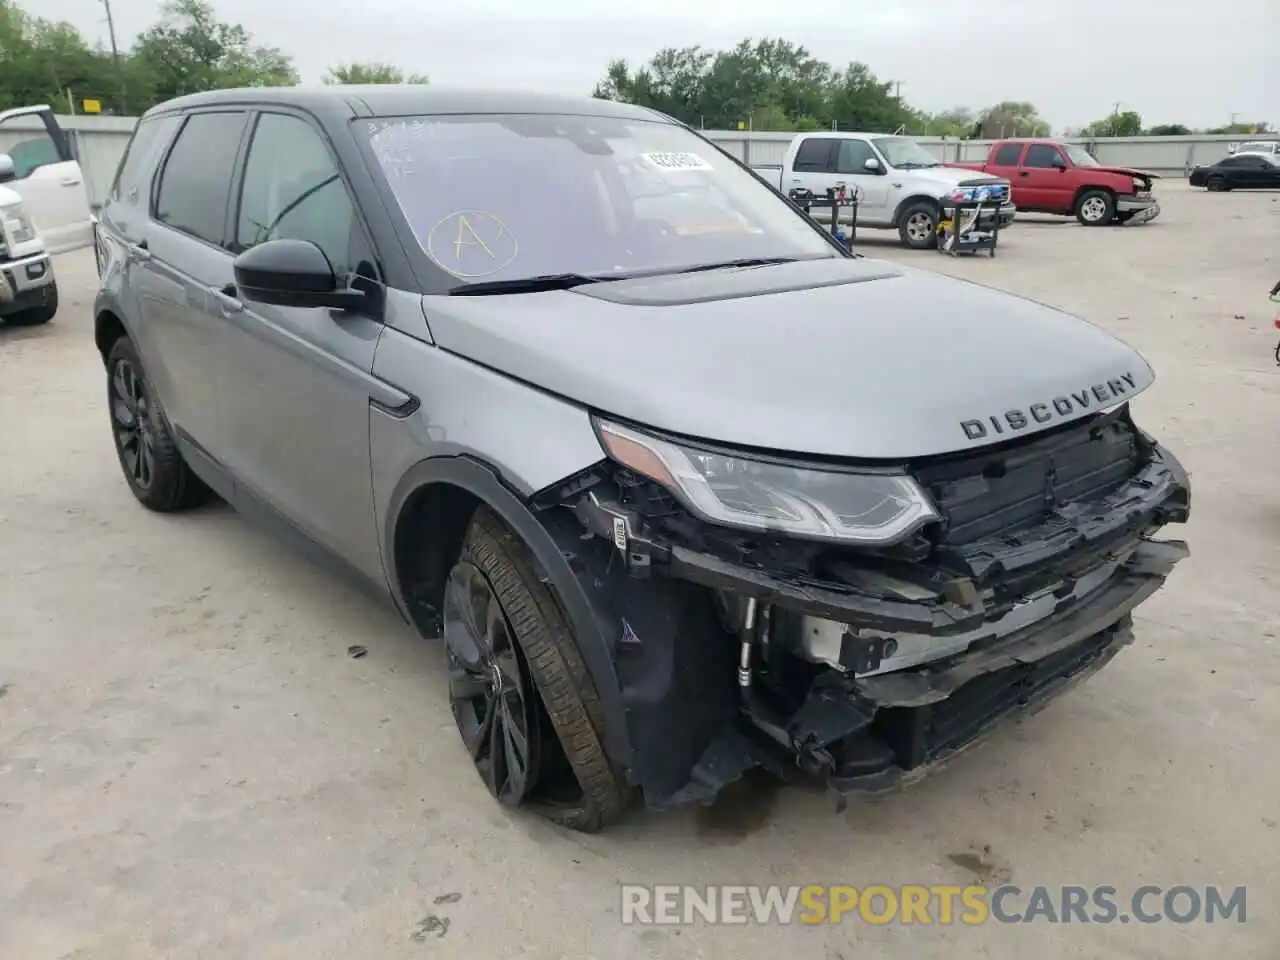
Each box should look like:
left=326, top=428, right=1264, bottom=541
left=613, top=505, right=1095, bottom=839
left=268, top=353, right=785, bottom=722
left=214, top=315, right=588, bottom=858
left=2, top=183, right=1278, bottom=959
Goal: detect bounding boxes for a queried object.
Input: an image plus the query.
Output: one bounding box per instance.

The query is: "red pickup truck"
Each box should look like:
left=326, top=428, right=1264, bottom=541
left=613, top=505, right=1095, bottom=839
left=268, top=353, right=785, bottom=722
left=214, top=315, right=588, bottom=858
left=951, top=139, right=1159, bottom=226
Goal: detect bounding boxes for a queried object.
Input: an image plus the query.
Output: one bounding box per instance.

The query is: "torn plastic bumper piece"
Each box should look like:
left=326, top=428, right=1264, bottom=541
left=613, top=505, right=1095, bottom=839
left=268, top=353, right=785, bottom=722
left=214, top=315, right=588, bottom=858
left=662, top=538, right=1187, bottom=806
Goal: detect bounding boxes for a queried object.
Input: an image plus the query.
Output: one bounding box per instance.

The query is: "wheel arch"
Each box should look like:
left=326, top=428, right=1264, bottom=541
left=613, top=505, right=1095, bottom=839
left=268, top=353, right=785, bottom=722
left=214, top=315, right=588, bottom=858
left=383, top=454, right=633, bottom=767
left=1072, top=183, right=1116, bottom=213
left=94, top=306, right=129, bottom=365
left=891, top=193, right=941, bottom=226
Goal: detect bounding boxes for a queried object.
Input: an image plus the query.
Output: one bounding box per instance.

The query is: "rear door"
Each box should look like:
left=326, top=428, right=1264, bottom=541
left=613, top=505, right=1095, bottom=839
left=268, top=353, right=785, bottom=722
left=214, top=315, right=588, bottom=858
left=0, top=106, right=93, bottom=253
left=1019, top=142, right=1072, bottom=212
left=139, top=110, right=250, bottom=462
left=786, top=136, right=839, bottom=199
left=216, top=109, right=387, bottom=582
left=982, top=142, right=1024, bottom=187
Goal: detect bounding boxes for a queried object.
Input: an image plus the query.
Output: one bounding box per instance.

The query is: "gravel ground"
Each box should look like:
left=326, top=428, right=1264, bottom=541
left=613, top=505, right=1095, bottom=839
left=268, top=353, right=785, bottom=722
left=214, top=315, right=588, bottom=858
left=1, top=183, right=1277, bottom=959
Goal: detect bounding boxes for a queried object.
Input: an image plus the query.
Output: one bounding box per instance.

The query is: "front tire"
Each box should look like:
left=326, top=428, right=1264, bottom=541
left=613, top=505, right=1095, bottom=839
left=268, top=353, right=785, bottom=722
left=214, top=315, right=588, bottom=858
left=4, top=282, right=58, bottom=326
left=1075, top=189, right=1115, bottom=226
left=106, top=337, right=211, bottom=511
left=898, top=201, right=939, bottom=250
left=442, top=507, right=631, bottom=832
left=1206, top=175, right=1228, bottom=192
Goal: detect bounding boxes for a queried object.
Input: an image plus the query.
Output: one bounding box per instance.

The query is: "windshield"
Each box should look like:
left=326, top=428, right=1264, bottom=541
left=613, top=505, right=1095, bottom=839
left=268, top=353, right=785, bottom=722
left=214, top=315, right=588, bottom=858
left=870, top=137, right=942, bottom=168
left=364, top=114, right=840, bottom=287
left=1063, top=143, right=1100, bottom=167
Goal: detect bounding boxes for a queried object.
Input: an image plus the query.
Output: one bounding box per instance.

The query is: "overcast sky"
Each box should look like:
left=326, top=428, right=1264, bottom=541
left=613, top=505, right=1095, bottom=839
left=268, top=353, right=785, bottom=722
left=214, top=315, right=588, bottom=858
left=35, top=0, right=1280, bottom=130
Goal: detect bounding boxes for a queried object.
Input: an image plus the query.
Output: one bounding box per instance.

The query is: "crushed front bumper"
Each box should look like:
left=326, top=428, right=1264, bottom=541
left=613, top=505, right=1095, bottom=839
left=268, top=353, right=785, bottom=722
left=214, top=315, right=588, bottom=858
left=1117, top=195, right=1160, bottom=224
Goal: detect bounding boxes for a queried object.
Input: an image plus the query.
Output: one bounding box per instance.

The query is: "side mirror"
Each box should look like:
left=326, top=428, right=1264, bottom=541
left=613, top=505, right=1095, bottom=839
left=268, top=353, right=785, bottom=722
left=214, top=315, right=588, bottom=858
left=1052, top=158, right=1068, bottom=170
left=233, top=239, right=365, bottom=310
left=863, top=157, right=882, bottom=173
left=0, top=154, right=15, bottom=184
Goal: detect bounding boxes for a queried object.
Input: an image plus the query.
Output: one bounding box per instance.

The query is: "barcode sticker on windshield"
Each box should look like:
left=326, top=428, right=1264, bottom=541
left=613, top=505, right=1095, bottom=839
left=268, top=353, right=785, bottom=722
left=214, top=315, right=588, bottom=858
left=640, top=151, right=714, bottom=172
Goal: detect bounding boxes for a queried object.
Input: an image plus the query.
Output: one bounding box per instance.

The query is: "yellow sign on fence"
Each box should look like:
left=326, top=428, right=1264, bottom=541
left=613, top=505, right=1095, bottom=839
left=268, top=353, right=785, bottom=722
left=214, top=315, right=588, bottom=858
left=82, top=98, right=102, bottom=114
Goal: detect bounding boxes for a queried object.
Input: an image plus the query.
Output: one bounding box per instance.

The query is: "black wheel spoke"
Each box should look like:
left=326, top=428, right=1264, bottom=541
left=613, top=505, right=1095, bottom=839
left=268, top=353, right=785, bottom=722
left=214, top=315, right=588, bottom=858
left=442, top=560, right=540, bottom=807
left=110, top=358, right=156, bottom=492
left=499, top=696, right=530, bottom=783
left=448, top=661, right=489, bottom=700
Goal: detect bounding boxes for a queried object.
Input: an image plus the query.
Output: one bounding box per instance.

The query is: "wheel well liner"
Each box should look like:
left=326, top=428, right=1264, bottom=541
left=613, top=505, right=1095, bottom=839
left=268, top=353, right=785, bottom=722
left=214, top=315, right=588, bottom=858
left=384, top=455, right=632, bottom=767
left=94, top=309, right=127, bottom=364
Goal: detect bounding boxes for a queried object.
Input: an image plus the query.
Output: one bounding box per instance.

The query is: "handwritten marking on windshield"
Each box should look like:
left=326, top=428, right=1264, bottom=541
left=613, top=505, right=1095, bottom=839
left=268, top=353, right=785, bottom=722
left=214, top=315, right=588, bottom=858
left=426, top=211, right=518, bottom=278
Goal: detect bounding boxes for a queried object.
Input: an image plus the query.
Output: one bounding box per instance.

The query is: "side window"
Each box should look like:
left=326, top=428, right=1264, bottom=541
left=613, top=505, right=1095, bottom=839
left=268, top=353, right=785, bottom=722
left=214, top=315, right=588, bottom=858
left=154, top=111, right=248, bottom=245
left=992, top=143, right=1023, bottom=166
left=0, top=112, right=63, bottom=178
left=793, top=137, right=836, bottom=173
left=234, top=112, right=357, bottom=276
left=834, top=139, right=878, bottom=174
left=1024, top=144, right=1064, bottom=168
left=1219, top=157, right=1241, bottom=167
left=110, top=115, right=181, bottom=203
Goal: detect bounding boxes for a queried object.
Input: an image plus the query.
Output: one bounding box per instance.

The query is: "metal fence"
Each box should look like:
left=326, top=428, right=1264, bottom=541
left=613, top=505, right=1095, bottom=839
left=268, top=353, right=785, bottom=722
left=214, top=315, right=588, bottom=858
left=7, top=113, right=1273, bottom=209
left=699, top=130, right=1274, bottom=176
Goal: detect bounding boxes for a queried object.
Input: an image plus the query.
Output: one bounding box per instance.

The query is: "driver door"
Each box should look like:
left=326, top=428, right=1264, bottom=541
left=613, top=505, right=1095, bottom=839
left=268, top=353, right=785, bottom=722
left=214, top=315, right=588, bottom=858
left=216, top=109, right=388, bottom=584
left=833, top=139, right=891, bottom=221
left=0, top=106, right=93, bottom=253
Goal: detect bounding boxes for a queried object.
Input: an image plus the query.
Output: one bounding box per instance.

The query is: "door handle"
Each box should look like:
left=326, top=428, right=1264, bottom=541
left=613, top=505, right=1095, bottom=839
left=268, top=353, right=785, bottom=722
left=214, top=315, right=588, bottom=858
left=1018, top=171, right=1030, bottom=177
left=127, top=240, right=151, bottom=263
left=212, top=283, right=243, bottom=315
left=59, top=175, right=83, bottom=186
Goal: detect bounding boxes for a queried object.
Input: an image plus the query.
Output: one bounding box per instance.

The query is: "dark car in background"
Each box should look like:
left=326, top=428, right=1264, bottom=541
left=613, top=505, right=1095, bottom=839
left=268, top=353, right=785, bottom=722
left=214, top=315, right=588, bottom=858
left=1190, top=153, right=1280, bottom=191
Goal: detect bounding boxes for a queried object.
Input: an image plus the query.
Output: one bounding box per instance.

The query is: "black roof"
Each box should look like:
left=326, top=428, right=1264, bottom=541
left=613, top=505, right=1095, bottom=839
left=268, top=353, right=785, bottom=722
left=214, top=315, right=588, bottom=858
left=144, top=85, right=670, bottom=124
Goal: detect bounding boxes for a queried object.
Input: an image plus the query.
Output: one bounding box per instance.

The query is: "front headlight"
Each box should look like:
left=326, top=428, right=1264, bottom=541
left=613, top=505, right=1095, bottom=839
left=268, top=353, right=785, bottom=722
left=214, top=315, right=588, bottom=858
left=595, top=418, right=940, bottom=546
left=1, top=203, right=36, bottom=245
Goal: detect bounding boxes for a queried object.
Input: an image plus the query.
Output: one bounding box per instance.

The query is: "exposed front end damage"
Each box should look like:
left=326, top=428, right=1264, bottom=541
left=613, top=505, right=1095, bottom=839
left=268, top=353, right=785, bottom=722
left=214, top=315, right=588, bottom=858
left=532, top=404, right=1190, bottom=810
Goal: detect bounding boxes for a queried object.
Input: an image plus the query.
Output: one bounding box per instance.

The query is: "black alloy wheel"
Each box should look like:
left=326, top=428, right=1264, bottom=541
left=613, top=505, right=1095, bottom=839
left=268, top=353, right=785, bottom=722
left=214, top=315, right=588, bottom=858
left=111, top=355, right=156, bottom=492
left=443, top=560, right=541, bottom=805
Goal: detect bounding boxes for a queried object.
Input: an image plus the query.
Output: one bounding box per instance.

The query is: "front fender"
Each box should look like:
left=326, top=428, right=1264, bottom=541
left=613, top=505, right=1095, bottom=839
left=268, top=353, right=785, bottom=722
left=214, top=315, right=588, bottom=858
left=380, top=454, right=633, bottom=767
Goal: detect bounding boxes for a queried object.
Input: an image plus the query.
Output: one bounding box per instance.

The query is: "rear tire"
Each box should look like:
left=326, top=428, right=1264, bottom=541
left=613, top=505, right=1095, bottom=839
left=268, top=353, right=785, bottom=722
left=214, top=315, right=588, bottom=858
left=443, top=507, right=631, bottom=832
left=4, top=282, right=58, bottom=326
left=105, top=337, right=211, bottom=512
left=1075, top=189, right=1115, bottom=225
left=897, top=201, right=939, bottom=250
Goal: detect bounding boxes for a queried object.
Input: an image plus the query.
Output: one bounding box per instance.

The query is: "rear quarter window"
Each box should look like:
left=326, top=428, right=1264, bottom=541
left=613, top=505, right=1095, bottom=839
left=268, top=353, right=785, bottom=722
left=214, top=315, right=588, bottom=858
left=110, top=115, right=181, bottom=204
left=992, top=143, right=1022, bottom=165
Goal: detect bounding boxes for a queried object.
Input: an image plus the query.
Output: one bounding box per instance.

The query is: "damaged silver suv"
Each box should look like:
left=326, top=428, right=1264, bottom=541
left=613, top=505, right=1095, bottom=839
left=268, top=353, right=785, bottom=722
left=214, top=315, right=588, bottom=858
left=93, top=87, right=1190, bottom=831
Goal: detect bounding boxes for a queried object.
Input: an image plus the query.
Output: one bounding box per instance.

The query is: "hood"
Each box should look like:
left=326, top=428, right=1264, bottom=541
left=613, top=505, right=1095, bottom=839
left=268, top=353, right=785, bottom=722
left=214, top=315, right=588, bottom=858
left=1092, top=165, right=1160, bottom=182
left=913, top=165, right=1009, bottom=189
left=420, top=258, right=1154, bottom=461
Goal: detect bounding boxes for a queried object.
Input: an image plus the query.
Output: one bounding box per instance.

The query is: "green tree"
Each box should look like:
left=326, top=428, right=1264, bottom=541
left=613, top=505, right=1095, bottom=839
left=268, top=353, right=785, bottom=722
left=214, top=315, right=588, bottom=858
left=1081, top=110, right=1142, bottom=137
left=131, top=0, right=297, bottom=104
left=973, top=101, right=1051, bottom=139
left=1145, top=123, right=1191, bottom=136
left=323, top=62, right=428, bottom=85
left=0, top=1, right=123, bottom=112
left=592, top=39, right=914, bottom=133
left=922, top=107, right=976, bottom=137
left=1205, top=121, right=1271, bottom=135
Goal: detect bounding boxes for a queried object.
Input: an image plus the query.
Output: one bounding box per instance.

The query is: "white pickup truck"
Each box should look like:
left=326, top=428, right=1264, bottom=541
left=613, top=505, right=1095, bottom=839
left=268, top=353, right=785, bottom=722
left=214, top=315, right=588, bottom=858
left=0, top=105, right=94, bottom=326
left=753, top=131, right=1016, bottom=249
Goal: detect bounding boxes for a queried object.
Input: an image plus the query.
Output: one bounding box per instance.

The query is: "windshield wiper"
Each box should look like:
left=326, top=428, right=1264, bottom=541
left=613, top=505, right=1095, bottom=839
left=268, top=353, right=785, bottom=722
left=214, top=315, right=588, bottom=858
left=894, top=161, right=942, bottom=169
left=669, top=256, right=814, bottom=275
left=448, top=273, right=614, bottom=296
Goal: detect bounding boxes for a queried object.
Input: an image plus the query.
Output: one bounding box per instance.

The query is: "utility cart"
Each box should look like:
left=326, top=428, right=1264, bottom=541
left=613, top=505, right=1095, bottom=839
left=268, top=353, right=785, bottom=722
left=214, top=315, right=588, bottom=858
left=936, top=184, right=1007, bottom=257
left=788, top=182, right=862, bottom=252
